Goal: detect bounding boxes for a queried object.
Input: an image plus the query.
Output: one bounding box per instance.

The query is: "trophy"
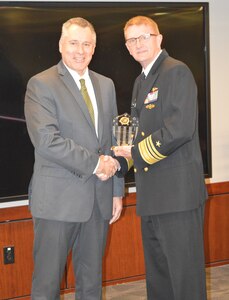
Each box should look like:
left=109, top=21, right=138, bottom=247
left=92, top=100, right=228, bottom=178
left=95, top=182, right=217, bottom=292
left=112, top=113, right=139, bottom=146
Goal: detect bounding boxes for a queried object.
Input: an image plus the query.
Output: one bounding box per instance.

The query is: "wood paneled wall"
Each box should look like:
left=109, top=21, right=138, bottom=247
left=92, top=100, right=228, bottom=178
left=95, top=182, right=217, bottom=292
left=0, top=182, right=229, bottom=299
left=204, top=182, right=229, bottom=266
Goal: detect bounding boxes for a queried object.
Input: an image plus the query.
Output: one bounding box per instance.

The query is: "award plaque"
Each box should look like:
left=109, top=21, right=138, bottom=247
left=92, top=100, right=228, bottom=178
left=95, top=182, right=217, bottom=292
left=112, top=113, right=139, bottom=146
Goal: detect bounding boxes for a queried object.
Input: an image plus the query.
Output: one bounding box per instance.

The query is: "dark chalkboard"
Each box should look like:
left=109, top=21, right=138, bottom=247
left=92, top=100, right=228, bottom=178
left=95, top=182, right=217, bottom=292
left=0, top=2, right=211, bottom=201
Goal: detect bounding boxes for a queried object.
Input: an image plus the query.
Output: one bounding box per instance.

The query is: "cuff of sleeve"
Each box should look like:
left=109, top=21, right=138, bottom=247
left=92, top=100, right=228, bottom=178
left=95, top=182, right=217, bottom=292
left=138, top=135, right=167, bottom=165
left=93, top=157, right=100, bottom=174
left=114, top=156, right=129, bottom=177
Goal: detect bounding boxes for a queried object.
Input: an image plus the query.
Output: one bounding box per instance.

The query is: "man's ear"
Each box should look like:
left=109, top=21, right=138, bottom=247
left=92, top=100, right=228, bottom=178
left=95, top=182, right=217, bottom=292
left=125, top=43, right=132, bottom=55
left=59, top=40, right=62, bottom=53
left=156, top=34, right=163, bottom=48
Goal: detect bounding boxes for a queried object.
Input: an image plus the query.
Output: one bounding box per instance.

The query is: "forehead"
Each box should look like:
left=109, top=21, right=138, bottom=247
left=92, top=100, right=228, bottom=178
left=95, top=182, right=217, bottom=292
left=64, top=24, right=94, bottom=41
left=125, top=24, right=154, bottom=37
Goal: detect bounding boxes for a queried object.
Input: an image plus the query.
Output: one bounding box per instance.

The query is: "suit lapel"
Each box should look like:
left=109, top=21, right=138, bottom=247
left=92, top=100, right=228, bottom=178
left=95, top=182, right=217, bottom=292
left=89, top=71, right=104, bottom=143
left=57, top=61, right=96, bottom=133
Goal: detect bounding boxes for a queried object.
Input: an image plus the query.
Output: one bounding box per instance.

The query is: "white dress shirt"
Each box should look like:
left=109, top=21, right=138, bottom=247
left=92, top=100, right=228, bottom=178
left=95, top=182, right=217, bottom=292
left=64, top=64, right=101, bottom=173
left=64, top=65, right=99, bottom=137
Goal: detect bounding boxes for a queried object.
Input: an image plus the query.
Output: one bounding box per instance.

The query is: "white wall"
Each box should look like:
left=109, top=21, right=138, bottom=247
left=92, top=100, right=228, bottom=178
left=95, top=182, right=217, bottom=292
left=207, top=0, right=229, bottom=183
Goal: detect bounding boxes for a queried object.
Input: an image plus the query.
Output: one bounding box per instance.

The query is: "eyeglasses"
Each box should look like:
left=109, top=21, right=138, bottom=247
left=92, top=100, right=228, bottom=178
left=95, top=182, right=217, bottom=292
left=125, top=33, right=158, bottom=47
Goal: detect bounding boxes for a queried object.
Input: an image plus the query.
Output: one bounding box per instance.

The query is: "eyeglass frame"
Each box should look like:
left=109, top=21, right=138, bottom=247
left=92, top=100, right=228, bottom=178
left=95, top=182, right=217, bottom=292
left=125, top=33, right=158, bottom=47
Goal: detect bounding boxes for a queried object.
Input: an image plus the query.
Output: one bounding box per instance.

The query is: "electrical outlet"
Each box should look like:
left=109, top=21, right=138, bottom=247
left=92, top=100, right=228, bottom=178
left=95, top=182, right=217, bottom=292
left=3, top=246, right=15, bottom=264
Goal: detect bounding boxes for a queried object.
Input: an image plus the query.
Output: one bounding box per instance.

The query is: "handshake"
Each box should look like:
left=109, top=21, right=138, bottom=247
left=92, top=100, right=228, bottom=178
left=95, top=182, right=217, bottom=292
left=95, top=155, right=120, bottom=181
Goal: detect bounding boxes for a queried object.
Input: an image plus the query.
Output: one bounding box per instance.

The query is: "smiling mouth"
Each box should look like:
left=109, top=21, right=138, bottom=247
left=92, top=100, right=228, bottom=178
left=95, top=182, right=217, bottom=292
left=73, top=57, right=85, bottom=63
left=136, top=50, right=147, bottom=55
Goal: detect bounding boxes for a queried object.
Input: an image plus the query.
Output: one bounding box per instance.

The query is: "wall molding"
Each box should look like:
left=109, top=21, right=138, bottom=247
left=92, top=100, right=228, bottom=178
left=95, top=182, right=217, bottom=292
left=0, top=181, right=229, bottom=299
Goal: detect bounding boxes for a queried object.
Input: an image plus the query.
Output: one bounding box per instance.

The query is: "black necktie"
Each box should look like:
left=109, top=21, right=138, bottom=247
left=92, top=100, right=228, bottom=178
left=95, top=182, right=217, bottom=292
left=141, top=72, right=146, bottom=80
left=139, top=72, right=146, bottom=90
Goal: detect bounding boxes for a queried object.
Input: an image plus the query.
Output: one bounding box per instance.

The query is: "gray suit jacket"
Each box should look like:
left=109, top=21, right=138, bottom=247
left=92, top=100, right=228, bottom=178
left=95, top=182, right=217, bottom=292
left=131, top=50, right=207, bottom=216
left=25, top=60, right=124, bottom=222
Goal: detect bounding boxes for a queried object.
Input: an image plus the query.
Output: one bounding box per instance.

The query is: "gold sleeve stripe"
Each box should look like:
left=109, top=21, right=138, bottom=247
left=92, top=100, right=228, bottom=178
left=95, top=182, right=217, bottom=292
left=146, top=138, right=161, bottom=161
left=138, top=135, right=167, bottom=165
left=126, top=158, right=133, bottom=170
left=148, top=136, right=166, bottom=160
left=139, top=139, right=159, bottom=164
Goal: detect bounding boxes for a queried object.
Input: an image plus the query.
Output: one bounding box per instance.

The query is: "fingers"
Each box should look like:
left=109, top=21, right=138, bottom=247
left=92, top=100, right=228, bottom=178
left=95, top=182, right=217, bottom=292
left=96, top=155, right=118, bottom=180
left=114, top=158, right=121, bottom=170
left=112, top=145, right=132, bottom=159
left=109, top=197, right=123, bottom=224
left=103, top=155, right=117, bottom=177
left=96, top=173, right=109, bottom=181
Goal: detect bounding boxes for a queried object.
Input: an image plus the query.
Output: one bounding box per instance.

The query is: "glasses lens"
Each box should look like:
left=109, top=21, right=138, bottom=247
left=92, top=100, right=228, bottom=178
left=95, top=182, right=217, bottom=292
left=141, top=33, right=151, bottom=41
left=126, top=38, right=135, bottom=46
left=126, top=33, right=156, bottom=46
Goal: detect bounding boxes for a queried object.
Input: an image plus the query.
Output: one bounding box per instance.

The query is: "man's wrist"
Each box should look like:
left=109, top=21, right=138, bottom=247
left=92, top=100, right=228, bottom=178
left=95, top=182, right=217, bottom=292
left=93, top=157, right=101, bottom=174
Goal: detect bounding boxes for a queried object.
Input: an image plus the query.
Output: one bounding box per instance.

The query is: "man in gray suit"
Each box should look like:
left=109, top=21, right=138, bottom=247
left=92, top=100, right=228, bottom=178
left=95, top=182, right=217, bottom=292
left=24, top=17, right=124, bottom=300
left=114, top=16, right=208, bottom=299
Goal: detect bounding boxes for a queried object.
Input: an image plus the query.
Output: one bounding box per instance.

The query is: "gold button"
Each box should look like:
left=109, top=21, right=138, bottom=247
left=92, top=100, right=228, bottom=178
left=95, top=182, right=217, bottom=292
left=144, top=167, right=148, bottom=172
left=134, top=168, right=137, bottom=173
left=141, top=132, right=145, bottom=136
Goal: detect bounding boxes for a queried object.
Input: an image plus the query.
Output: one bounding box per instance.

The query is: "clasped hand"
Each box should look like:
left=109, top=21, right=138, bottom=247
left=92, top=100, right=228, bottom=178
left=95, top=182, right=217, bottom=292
left=96, top=155, right=120, bottom=181
left=112, top=145, right=132, bottom=159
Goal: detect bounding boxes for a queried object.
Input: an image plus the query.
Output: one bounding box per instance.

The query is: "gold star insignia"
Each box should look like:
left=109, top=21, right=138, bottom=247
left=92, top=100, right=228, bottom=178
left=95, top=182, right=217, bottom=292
left=156, top=141, right=161, bottom=147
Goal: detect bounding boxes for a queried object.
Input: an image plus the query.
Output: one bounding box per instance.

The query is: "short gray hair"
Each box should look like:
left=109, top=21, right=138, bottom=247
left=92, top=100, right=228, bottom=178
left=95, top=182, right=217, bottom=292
left=60, top=17, right=96, bottom=43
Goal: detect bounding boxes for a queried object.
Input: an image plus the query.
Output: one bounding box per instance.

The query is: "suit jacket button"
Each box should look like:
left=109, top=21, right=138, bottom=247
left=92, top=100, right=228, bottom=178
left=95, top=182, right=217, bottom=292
left=141, top=131, right=145, bottom=136
left=98, top=149, right=102, bottom=154
left=144, top=167, right=148, bottom=172
left=134, top=168, right=137, bottom=173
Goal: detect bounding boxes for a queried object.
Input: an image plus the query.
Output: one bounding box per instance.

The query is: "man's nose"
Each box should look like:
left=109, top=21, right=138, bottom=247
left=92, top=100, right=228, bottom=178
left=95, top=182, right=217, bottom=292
left=136, top=38, right=142, bottom=47
left=76, top=43, right=84, bottom=53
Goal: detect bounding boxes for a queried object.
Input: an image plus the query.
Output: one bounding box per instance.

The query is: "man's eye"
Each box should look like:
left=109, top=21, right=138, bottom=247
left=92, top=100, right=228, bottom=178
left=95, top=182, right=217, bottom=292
left=83, top=42, right=91, bottom=47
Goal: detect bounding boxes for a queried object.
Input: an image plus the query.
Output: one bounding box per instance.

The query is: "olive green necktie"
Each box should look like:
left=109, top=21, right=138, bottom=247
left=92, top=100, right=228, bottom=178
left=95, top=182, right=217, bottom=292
left=79, top=78, right=95, bottom=125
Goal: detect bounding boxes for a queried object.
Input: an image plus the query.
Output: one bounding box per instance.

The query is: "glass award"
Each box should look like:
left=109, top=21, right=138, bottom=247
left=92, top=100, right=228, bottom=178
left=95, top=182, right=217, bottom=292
left=112, top=113, right=139, bottom=146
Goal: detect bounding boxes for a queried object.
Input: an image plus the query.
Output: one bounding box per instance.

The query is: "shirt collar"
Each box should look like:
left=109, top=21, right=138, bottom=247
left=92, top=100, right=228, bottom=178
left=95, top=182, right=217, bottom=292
left=63, top=63, right=89, bottom=82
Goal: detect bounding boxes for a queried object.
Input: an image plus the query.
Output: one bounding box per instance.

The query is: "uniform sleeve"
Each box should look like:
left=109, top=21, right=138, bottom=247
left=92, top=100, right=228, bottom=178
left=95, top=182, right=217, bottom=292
left=114, top=156, right=133, bottom=178
left=132, top=64, right=198, bottom=169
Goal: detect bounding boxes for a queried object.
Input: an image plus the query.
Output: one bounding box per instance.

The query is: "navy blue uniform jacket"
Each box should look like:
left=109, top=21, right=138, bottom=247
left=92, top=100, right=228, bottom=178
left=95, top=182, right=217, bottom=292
left=130, top=50, right=207, bottom=216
